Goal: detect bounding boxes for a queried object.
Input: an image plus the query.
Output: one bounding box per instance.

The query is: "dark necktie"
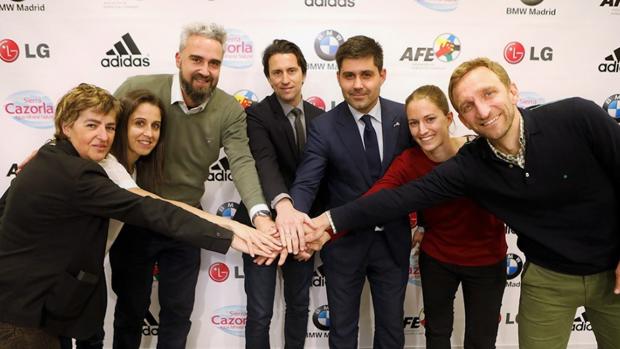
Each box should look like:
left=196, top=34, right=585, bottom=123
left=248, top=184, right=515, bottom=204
left=291, top=108, right=305, bottom=155
left=361, top=114, right=381, bottom=181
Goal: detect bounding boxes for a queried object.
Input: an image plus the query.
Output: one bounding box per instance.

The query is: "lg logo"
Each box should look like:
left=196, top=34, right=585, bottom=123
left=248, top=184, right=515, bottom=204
left=0, top=39, right=19, bottom=62
left=208, top=262, right=230, bottom=282
left=504, top=42, right=525, bottom=64
left=0, top=38, right=50, bottom=63
left=504, top=41, right=552, bottom=64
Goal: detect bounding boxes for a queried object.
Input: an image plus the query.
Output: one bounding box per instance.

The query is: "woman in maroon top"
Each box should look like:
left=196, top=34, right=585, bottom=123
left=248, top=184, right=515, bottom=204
left=367, top=85, right=507, bottom=348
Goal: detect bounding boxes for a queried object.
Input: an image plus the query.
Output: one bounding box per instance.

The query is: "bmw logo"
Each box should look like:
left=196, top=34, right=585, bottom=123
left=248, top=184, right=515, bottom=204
left=217, top=202, right=239, bottom=219
left=506, top=253, right=524, bottom=280
left=314, top=30, right=345, bottom=61
left=603, top=94, right=620, bottom=121
left=312, top=305, right=330, bottom=331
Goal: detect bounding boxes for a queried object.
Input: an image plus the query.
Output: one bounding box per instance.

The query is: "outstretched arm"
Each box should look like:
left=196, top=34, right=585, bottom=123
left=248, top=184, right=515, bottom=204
left=129, top=188, right=280, bottom=257
left=278, top=120, right=330, bottom=254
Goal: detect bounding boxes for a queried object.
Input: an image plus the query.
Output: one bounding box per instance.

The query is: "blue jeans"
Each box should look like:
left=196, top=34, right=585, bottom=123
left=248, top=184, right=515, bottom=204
left=243, top=252, right=314, bottom=349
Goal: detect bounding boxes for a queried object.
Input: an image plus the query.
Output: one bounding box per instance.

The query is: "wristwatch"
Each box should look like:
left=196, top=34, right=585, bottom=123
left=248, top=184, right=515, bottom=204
left=251, top=209, right=272, bottom=224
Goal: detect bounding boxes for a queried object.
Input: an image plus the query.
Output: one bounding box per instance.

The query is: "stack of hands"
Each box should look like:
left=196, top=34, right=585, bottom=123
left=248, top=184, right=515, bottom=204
left=234, top=200, right=425, bottom=265
left=232, top=199, right=333, bottom=265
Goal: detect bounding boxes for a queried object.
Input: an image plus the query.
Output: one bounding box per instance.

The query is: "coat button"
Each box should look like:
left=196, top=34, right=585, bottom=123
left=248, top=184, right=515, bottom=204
left=525, top=172, right=530, bottom=178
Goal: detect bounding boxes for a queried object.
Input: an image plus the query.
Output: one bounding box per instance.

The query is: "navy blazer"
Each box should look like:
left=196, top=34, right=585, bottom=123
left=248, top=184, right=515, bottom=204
left=290, top=98, right=412, bottom=266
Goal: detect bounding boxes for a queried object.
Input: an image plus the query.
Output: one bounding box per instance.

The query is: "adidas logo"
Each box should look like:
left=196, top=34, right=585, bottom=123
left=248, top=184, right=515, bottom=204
left=142, top=310, right=159, bottom=336
left=207, top=156, right=233, bottom=181
left=312, top=264, right=326, bottom=287
left=572, top=311, right=592, bottom=332
left=100, top=33, right=150, bottom=68
left=599, top=46, right=620, bottom=73
left=600, top=0, right=620, bottom=8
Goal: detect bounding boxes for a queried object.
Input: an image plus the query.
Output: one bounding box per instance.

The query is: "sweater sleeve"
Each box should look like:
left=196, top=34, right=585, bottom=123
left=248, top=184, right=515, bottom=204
left=220, top=100, right=268, bottom=210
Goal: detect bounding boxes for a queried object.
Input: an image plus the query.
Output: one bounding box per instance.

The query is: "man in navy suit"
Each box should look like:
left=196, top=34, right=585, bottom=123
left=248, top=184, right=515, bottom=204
left=280, top=35, right=411, bottom=348
left=233, top=39, right=325, bottom=349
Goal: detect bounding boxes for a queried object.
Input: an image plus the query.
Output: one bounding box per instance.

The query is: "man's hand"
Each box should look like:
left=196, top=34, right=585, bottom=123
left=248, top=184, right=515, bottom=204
left=614, top=260, right=620, bottom=295
left=306, top=230, right=331, bottom=252
left=275, top=198, right=315, bottom=254
left=294, top=250, right=314, bottom=262
left=231, top=235, right=276, bottom=258
left=253, top=248, right=288, bottom=266
left=305, top=212, right=331, bottom=243
left=254, top=215, right=277, bottom=235
left=229, top=220, right=281, bottom=258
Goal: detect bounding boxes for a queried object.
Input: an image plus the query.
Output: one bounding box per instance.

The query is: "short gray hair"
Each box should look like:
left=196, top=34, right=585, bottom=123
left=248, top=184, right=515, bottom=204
left=179, top=22, right=227, bottom=51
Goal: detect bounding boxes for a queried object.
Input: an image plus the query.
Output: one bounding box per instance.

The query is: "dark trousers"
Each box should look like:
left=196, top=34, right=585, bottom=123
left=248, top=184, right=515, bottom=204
left=59, top=327, right=104, bottom=349
left=322, top=233, right=408, bottom=349
left=109, top=225, right=201, bottom=349
left=243, top=252, right=314, bottom=349
left=419, top=252, right=506, bottom=349
left=0, top=322, right=60, bottom=349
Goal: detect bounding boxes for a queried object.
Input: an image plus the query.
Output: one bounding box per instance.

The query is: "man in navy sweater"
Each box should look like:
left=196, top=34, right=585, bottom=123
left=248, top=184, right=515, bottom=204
left=310, top=57, right=620, bottom=349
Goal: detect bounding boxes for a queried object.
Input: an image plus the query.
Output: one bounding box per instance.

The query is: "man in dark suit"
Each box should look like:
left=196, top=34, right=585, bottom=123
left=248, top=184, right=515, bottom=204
left=281, top=35, right=412, bottom=348
left=233, top=39, right=325, bottom=349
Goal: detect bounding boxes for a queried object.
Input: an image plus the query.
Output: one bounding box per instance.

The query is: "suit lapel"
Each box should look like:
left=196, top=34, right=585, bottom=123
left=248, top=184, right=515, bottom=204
left=302, top=101, right=321, bottom=125
left=335, top=103, right=374, bottom=186
left=380, top=98, right=402, bottom=171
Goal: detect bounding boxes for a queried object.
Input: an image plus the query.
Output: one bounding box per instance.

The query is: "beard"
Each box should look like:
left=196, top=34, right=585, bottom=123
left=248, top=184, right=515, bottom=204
left=179, top=71, right=217, bottom=105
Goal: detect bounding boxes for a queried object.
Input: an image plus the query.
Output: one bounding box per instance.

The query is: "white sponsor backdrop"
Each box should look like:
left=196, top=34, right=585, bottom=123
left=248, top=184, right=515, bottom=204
left=2, top=0, right=618, bottom=348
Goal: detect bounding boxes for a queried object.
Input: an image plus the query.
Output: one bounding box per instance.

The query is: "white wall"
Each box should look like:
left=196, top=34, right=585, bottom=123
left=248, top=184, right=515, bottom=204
left=2, top=0, right=618, bottom=347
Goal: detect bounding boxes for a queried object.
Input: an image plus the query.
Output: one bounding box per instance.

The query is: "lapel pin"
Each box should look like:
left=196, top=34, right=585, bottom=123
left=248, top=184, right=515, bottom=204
left=393, top=122, right=400, bottom=127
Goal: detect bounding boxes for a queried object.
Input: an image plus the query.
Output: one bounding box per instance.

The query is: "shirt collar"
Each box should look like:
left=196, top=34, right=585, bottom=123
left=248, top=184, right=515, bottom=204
left=276, top=95, right=304, bottom=116
left=487, top=113, right=526, bottom=168
left=170, top=73, right=209, bottom=115
left=348, top=99, right=382, bottom=123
